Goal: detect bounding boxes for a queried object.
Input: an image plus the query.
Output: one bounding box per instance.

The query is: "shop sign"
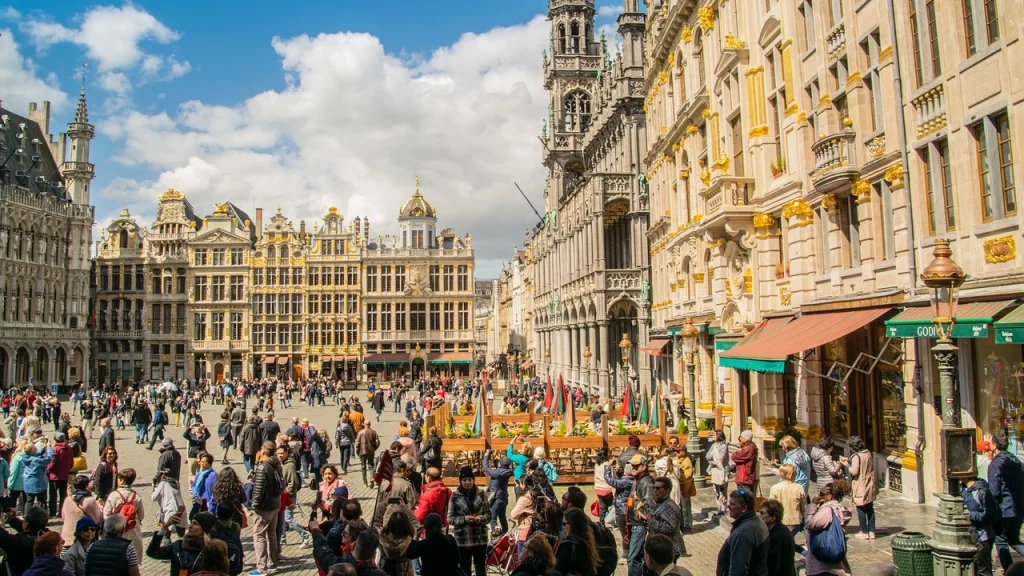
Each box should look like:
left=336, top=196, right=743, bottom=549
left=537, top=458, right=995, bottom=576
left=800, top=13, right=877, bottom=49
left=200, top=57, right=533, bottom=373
left=884, top=321, right=988, bottom=339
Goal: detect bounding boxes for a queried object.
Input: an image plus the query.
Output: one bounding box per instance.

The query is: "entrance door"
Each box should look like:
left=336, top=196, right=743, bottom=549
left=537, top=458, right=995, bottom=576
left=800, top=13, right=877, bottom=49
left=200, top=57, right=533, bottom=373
left=293, top=365, right=303, bottom=381
left=412, top=358, right=425, bottom=380
left=214, top=363, right=225, bottom=383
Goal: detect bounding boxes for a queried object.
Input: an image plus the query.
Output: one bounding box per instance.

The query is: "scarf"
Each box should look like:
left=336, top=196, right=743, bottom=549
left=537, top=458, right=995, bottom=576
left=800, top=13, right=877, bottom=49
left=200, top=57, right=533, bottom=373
left=183, top=533, right=207, bottom=552
left=72, top=489, right=91, bottom=504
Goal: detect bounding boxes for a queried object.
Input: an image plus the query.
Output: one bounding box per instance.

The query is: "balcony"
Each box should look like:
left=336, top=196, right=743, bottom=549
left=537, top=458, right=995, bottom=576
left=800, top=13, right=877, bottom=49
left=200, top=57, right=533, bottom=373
left=810, top=128, right=860, bottom=191
left=95, top=329, right=144, bottom=339
left=192, top=340, right=250, bottom=351
left=604, top=268, right=642, bottom=292
left=826, top=23, right=846, bottom=61
left=699, top=176, right=756, bottom=234
left=363, top=330, right=474, bottom=342
left=911, top=83, right=947, bottom=140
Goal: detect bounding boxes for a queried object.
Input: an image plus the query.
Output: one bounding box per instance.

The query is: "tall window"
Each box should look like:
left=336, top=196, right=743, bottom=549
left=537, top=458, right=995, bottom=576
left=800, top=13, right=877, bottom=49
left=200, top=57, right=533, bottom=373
left=798, top=0, right=815, bottom=52
left=111, top=266, right=121, bottom=291
left=212, top=313, right=224, bottom=340
left=730, top=116, right=744, bottom=177
left=443, top=302, right=455, bottom=330
left=909, top=0, right=924, bottom=86
left=230, top=248, right=243, bottom=265
left=429, top=303, right=441, bottom=331
left=975, top=112, right=1017, bottom=221
left=195, top=277, right=208, bottom=301
left=194, top=249, right=208, bottom=266
left=875, top=180, right=896, bottom=261
left=381, top=303, right=392, bottom=331
left=381, top=266, right=392, bottom=292
left=925, top=0, right=941, bottom=77
left=396, top=266, right=406, bottom=292
left=817, top=206, right=831, bottom=273
left=212, top=276, right=225, bottom=301
left=963, top=0, right=978, bottom=55
left=861, top=32, right=882, bottom=132
left=429, top=266, right=440, bottom=292
left=840, top=196, right=861, bottom=268
left=366, top=304, right=377, bottom=331
left=938, top=139, right=955, bottom=230
left=230, top=276, right=244, bottom=301
left=396, top=303, right=407, bottom=331
left=695, top=31, right=706, bottom=87
left=348, top=266, right=358, bottom=286
left=152, top=304, right=162, bottom=334
left=457, top=265, right=469, bottom=291
left=767, top=49, right=786, bottom=166
left=213, top=248, right=225, bottom=266
left=411, top=303, right=426, bottom=331
left=458, top=302, right=469, bottom=330
left=443, top=265, right=455, bottom=292
left=563, top=91, right=592, bottom=133
left=366, top=266, right=377, bottom=292
left=985, top=0, right=1000, bottom=43
left=194, top=313, right=207, bottom=340
left=230, top=312, right=243, bottom=341
left=557, top=23, right=566, bottom=54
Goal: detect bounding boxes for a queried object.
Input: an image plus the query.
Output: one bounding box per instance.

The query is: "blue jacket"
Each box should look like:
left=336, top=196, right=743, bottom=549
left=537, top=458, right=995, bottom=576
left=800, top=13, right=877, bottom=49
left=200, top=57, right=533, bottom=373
left=604, top=465, right=634, bottom=515
left=988, top=450, right=1024, bottom=518
left=22, top=447, right=53, bottom=494
left=191, top=468, right=218, bottom=507
left=782, top=448, right=812, bottom=494
left=482, top=452, right=513, bottom=501
left=507, top=442, right=530, bottom=481
left=964, top=479, right=999, bottom=542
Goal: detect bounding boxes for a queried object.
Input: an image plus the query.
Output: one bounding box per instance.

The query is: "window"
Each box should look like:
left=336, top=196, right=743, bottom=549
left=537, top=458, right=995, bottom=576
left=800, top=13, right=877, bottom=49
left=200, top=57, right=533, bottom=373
left=817, top=206, right=831, bottom=273
left=323, top=294, right=332, bottom=314
left=458, top=302, right=469, bottom=330
left=230, top=312, right=243, bottom=341
left=194, top=277, right=208, bottom=301
left=381, top=303, right=392, bottom=331
left=254, top=325, right=264, bottom=346
left=563, top=91, right=592, bottom=133
left=411, top=303, right=426, bottom=331
left=111, top=266, right=121, bottom=291
left=100, top=266, right=109, bottom=291
left=828, top=0, right=843, bottom=27
left=194, top=313, right=207, bottom=340
left=876, top=180, right=896, bottom=261
left=975, top=112, right=1017, bottom=220
left=280, top=268, right=290, bottom=285
left=695, top=30, right=706, bottom=87
left=367, top=303, right=377, bottom=331
left=194, top=249, right=208, bottom=266
left=926, top=0, right=941, bottom=77
left=230, top=248, right=243, bottom=265
left=381, top=266, right=392, bottom=292
left=347, top=266, right=358, bottom=286
left=938, top=139, right=956, bottom=230
left=230, top=276, right=244, bottom=301
left=861, top=32, right=882, bottom=132
left=308, top=267, right=319, bottom=286
left=254, top=269, right=263, bottom=286
left=457, top=265, right=468, bottom=291
left=308, top=294, right=319, bottom=314
left=367, top=266, right=377, bottom=292
left=443, top=265, right=454, bottom=292
left=909, top=0, right=924, bottom=86
left=557, top=23, right=566, bottom=54
left=266, top=294, right=277, bottom=315
left=255, top=294, right=265, bottom=315
left=335, top=267, right=344, bottom=286
left=212, top=313, right=224, bottom=340
left=280, top=294, right=290, bottom=315
left=213, top=248, right=225, bottom=266
left=267, top=268, right=277, bottom=285
left=569, top=20, right=581, bottom=54
left=396, top=266, right=406, bottom=292
left=123, top=265, right=133, bottom=291
left=347, top=294, right=357, bottom=314
left=798, top=0, right=815, bottom=52
left=443, top=302, right=455, bottom=330
left=840, top=196, right=861, bottom=268
left=347, top=324, right=357, bottom=346
left=429, top=303, right=441, bottom=331
left=412, top=230, right=424, bottom=249
left=136, top=267, right=145, bottom=291
left=322, top=266, right=332, bottom=286
left=963, top=0, right=977, bottom=55
left=152, top=304, right=162, bottom=334
left=985, top=0, right=1000, bottom=43
left=730, top=116, right=744, bottom=177
left=429, top=266, right=440, bottom=292
left=396, top=303, right=407, bottom=331
left=212, top=276, right=225, bottom=301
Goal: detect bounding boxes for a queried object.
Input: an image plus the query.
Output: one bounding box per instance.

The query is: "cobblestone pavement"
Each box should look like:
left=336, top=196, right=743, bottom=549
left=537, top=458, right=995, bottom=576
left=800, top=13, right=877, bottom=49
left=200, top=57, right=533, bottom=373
left=52, top=394, right=949, bottom=576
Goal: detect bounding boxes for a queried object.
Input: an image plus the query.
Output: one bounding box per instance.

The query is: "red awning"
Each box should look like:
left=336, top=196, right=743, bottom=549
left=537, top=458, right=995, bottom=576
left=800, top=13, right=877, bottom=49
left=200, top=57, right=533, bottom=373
left=320, top=355, right=333, bottom=362
left=364, top=353, right=407, bottom=363
left=641, top=339, right=671, bottom=356
left=262, top=356, right=276, bottom=364
left=720, top=308, right=893, bottom=372
left=277, top=357, right=289, bottom=365
left=520, top=361, right=535, bottom=370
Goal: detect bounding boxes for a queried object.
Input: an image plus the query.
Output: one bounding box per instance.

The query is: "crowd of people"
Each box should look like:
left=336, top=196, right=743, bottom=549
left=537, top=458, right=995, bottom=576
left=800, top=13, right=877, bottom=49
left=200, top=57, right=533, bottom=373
left=3, top=377, right=1024, bottom=576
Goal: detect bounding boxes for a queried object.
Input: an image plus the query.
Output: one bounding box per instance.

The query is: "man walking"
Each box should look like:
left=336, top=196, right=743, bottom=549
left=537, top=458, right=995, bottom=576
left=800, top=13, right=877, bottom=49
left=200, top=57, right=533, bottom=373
left=147, top=402, right=169, bottom=450
left=626, top=455, right=655, bottom=576
left=131, top=399, right=152, bottom=444
left=987, top=431, right=1024, bottom=571
left=356, top=421, right=380, bottom=488
left=229, top=401, right=246, bottom=450
left=252, top=441, right=283, bottom=575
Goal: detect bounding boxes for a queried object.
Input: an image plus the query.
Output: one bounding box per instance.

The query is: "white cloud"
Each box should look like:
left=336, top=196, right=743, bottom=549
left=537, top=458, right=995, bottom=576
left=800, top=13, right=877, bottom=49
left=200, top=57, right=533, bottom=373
left=99, top=71, right=131, bottom=95
left=98, top=17, right=551, bottom=274
left=597, top=5, right=624, bottom=18
left=0, top=29, right=70, bottom=114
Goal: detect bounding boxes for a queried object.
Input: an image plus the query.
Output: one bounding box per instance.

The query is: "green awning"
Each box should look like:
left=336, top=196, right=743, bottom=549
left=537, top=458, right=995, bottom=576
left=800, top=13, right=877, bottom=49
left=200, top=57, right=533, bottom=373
left=717, top=317, right=793, bottom=373
left=666, top=327, right=680, bottom=336
left=884, top=300, right=1015, bottom=339
left=715, top=340, right=738, bottom=351
left=429, top=359, right=473, bottom=365
left=994, top=304, right=1024, bottom=343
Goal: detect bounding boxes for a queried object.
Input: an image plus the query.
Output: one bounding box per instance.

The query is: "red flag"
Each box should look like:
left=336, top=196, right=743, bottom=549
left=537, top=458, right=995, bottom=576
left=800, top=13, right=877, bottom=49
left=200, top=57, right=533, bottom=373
left=620, top=383, right=633, bottom=418
left=543, top=375, right=554, bottom=410
left=373, top=450, right=394, bottom=489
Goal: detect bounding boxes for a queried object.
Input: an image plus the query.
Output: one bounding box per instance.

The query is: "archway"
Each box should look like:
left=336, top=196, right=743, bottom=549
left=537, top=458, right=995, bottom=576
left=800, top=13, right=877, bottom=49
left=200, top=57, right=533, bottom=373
left=0, top=348, right=7, bottom=389
left=55, top=348, right=67, bottom=384
left=35, top=347, right=49, bottom=384
left=411, top=357, right=425, bottom=380
left=70, top=347, right=85, bottom=384
left=607, top=299, right=640, bottom=400
left=15, top=347, right=30, bottom=386
left=213, top=363, right=225, bottom=383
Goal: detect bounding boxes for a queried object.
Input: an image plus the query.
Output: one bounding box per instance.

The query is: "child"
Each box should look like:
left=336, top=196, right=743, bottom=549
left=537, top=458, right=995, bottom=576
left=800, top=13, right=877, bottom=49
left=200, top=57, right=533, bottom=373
left=963, top=476, right=998, bottom=576
left=769, top=463, right=807, bottom=544
left=103, top=468, right=145, bottom=559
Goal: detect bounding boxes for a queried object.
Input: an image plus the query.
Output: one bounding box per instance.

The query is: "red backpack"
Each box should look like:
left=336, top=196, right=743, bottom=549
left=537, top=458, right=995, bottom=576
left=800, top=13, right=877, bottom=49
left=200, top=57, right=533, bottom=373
left=114, top=490, right=139, bottom=531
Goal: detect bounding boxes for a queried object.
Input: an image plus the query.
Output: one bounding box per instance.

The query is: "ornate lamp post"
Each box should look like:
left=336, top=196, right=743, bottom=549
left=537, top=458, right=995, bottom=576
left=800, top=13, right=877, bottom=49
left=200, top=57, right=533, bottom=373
left=619, top=333, right=633, bottom=400
left=680, top=317, right=706, bottom=488
left=583, top=346, right=592, bottom=396
left=921, top=239, right=976, bottom=572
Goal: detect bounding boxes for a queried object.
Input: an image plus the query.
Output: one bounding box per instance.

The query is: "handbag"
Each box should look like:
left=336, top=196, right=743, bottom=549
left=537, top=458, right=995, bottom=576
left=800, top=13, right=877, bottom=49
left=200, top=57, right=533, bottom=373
left=808, top=508, right=847, bottom=562
left=234, top=501, right=249, bottom=529
left=589, top=499, right=601, bottom=518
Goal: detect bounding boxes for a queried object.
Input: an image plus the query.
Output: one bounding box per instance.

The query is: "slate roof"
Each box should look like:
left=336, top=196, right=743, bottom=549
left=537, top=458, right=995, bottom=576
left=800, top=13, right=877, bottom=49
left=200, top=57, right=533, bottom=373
left=0, top=106, right=66, bottom=199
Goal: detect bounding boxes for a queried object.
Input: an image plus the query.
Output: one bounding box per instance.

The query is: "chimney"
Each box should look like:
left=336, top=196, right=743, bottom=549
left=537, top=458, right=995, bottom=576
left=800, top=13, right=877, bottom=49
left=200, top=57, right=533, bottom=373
left=363, top=216, right=369, bottom=242
left=354, top=216, right=361, bottom=238
left=299, top=220, right=306, bottom=242
left=255, top=208, right=263, bottom=238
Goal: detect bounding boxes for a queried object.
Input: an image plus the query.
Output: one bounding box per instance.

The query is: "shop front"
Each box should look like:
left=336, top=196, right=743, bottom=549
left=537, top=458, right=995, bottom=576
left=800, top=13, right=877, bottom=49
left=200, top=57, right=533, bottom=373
left=428, top=352, right=474, bottom=378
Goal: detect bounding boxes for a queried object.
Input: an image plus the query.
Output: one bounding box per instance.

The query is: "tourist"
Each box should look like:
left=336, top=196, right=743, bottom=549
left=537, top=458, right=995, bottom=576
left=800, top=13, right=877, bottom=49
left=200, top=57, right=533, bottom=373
left=190, top=452, right=218, bottom=518
left=217, top=411, right=233, bottom=465
left=61, top=516, right=98, bottom=576
left=355, top=421, right=380, bottom=488
left=194, top=539, right=231, bottom=576
left=593, top=448, right=614, bottom=524
left=87, top=514, right=142, bottom=576
left=648, top=475, right=685, bottom=558
left=229, top=402, right=246, bottom=452
left=251, top=441, right=283, bottom=575
left=316, top=464, right=345, bottom=518
left=258, top=412, right=280, bottom=445
left=511, top=533, right=559, bottom=576
left=335, top=415, right=355, bottom=474
left=23, top=531, right=71, bottom=576
left=102, top=468, right=145, bottom=559
left=22, top=434, right=53, bottom=510
left=506, top=435, right=533, bottom=485
left=210, top=466, right=247, bottom=525
left=157, top=438, right=182, bottom=483
left=758, top=499, right=796, bottom=576
left=60, top=475, right=103, bottom=551
left=706, top=431, right=729, bottom=516
left=183, top=421, right=211, bottom=475
left=602, top=452, right=634, bottom=557
left=97, top=418, right=114, bottom=457
left=482, top=449, right=513, bottom=536
left=276, top=445, right=311, bottom=547
left=47, top=432, right=74, bottom=517
left=421, top=427, right=443, bottom=473
left=847, top=435, right=877, bottom=539
left=0, top=506, right=51, bottom=576
left=986, top=431, right=1024, bottom=570
left=239, top=408, right=262, bottom=473
left=625, top=455, right=655, bottom=576
left=809, top=438, right=848, bottom=495
left=804, top=480, right=852, bottom=576
left=731, top=430, right=758, bottom=493
left=152, top=468, right=188, bottom=537
left=963, top=475, right=998, bottom=576
left=146, top=511, right=216, bottom=576
left=555, top=508, right=600, bottom=576
left=414, top=467, right=452, bottom=526
left=619, top=435, right=641, bottom=472
left=406, top=512, right=460, bottom=576
left=449, top=465, right=490, bottom=576
left=779, top=435, right=811, bottom=496
left=715, top=489, right=769, bottom=575
left=373, top=458, right=419, bottom=529
left=644, top=533, right=693, bottom=576
left=675, top=444, right=697, bottom=530
left=353, top=530, right=389, bottom=576
left=379, top=506, right=416, bottom=576
left=348, top=405, right=365, bottom=433
left=768, top=464, right=806, bottom=540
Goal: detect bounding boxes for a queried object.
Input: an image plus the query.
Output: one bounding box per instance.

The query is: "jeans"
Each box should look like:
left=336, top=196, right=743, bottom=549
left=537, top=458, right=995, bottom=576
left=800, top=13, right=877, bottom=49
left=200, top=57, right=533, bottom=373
left=47, top=479, right=67, bottom=516
left=253, top=508, right=281, bottom=571
left=616, top=513, right=628, bottom=555
left=360, top=454, right=374, bottom=485
left=338, top=445, right=352, bottom=472
left=680, top=496, right=693, bottom=529
left=283, top=504, right=310, bottom=543
left=134, top=423, right=147, bottom=442
left=24, top=491, right=46, bottom=511
left=627, top=524, right=647, bottom=576
left=976, top=538, right=994, bottom=576
left=147, top=425, right=165, bottom=450
left=458, top=544, right=487, bottom=576
left=856, top=502, right=876, bottom=534
left=490, top=496, right=508, bottom=534
left=301, top=452, right=313, bottom=479
left=995, top=516, right=1024, bottom=570
left=83, top=419, right=94, bottom=438
left=231, top=426, right=242, bottom=449
left=597, top=492, right=614, bottom=525
left=243, top=454, right=255, bottom=473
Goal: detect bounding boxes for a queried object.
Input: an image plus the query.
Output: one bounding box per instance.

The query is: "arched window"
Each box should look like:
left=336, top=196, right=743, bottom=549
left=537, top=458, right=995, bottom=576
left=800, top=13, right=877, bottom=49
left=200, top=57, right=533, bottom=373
left=267, top=244, right=277, bottom=264
left=557, top=24, right=567, bottom=54
left=675, top=49, right=686, bottom=104
left=13, top=285, right=20, bottom=322
left=570, top=21, right=581, bottom=54
left=1, top=283, right=7, bottom=321
left=119, top=229, right=128, bottom=248
left=694, top=30, right=706, bottom=87
left=563, top=91, right=592, bottom=133
left=26, top=286, right=33, bottom=322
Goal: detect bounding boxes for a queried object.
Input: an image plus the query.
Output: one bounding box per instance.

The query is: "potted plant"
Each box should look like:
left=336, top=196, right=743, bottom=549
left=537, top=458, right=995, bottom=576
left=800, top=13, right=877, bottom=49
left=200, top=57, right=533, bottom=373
left=770, top=158, right=785, bottom=178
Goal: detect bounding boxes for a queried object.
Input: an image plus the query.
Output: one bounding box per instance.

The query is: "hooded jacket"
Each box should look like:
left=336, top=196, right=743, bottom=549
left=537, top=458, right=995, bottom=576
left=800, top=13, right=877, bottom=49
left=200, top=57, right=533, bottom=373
left=414, top=480, right=453, bottom=526
left=481, top=452, right=512, bottom=501
left=964, top=478, right=999, bottom=542
left=22, top=447, right=54, bottom=494
left=47, top=441, right=74, bottom=481
left=987, top=449, right=1024, bottom=518
left=157, top=444, right=182, bottom=481
left=22, top=553, right=72, bottom=576
left=731, top=442, right=758, bottom=487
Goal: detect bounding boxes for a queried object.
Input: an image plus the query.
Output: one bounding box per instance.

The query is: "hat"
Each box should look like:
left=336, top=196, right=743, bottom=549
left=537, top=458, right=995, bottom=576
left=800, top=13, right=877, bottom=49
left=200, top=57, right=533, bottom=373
left=977, top=440, right=994, bottom=452
left=627, top=435, right=641, bottom=448
left=332, top=486, right=349, bottom=500
left=459, top=465, right=475, bottom=481
left=739, top=430, right=754, bottom=442
left=161, top=438, right=174, bottom=448
left=629, top=454, right=648, bottom=467
left=75, top=516, right=98, bottom=536
left=424, top=512, right=443, bottom=533
left=193, top=511, right=216, bottom=534
left=55, top=433, right=67, bottom=443
left=532, top=447, right=546, bottom=459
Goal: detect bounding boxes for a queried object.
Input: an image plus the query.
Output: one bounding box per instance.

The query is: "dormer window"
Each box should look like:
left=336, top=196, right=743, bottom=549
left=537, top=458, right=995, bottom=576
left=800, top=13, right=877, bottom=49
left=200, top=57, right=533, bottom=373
left=569, top=21, right=581, bottom=54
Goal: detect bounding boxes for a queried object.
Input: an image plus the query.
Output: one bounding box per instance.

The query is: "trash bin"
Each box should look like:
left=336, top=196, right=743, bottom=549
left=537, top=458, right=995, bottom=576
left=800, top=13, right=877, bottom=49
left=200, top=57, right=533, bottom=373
left=891, top=531, right=934, bottom=576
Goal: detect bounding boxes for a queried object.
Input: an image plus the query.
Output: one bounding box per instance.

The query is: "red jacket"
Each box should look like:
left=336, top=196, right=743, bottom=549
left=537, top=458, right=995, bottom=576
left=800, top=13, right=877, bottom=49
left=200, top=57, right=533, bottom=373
left=414, top=480, right=452, bottom=526
left=731, top=441, right=758, bottom=487
left=47, top=441, right=74, bottom=481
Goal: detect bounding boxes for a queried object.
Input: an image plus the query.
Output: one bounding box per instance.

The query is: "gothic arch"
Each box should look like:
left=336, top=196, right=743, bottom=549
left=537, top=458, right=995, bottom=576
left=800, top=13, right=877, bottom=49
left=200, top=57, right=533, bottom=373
left=563, top=90, right=592, bottom=133
left=557, top=23, right=567, bottom=54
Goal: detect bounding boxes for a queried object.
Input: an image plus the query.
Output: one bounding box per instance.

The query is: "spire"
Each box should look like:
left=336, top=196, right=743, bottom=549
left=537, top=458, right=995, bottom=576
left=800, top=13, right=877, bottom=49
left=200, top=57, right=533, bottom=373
left=75, top=62, right=89, bottom=124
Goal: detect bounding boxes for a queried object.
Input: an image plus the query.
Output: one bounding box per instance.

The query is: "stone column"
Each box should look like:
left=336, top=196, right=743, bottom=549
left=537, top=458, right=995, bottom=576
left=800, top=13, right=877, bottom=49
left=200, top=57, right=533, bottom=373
left=597, top=214, right=606, bottom=269
left=598, top=320, right=610, bottom=400
left=588, top=322, right=598, bottom=396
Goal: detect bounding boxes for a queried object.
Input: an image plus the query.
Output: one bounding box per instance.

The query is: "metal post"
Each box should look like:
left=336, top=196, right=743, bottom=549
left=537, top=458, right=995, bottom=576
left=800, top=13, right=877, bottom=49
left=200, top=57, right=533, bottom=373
left=687, top=355, right=706, bottom=488
left=928, top=338, right=976, bottom=573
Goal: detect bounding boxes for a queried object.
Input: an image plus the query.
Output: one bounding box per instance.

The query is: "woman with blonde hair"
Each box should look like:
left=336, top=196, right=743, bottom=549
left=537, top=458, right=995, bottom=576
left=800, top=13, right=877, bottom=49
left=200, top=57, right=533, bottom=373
left=8, top=438, right=33, bottom=514
left=779, top=435, right=811, bottom=495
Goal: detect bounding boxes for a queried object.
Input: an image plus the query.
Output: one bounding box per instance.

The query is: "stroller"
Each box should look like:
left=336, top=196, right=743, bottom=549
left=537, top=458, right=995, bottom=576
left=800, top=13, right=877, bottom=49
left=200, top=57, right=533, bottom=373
left=485, top=531, right=519, bottom=576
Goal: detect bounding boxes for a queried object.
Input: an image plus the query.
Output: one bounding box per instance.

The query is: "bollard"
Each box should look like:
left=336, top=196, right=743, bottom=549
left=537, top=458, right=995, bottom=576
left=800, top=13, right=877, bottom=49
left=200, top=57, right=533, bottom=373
left=891, top=531, right=934, bottom=576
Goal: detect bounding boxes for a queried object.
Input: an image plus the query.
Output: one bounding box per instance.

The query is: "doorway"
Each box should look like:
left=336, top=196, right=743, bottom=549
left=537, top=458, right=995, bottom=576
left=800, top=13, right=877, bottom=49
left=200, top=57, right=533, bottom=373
left=412, top=358, right=425, bottom=380
left=214, top=363, right=225, bottom=383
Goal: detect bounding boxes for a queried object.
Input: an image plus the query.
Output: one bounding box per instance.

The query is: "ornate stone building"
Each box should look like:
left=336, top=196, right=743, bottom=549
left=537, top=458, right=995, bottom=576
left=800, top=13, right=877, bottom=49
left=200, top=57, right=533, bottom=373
left=0, top=93, right=94, bottom=389
left=474, top=279, right=494, bottom=371
left=92, top=210, right=146, bottom=384
left=186, top=203, right=255, bottom=381
left=532, top=0, right=649, bottom=400
left=304, top=208, right=363, bottom=381
left=361, top=181, right=476, bottom=379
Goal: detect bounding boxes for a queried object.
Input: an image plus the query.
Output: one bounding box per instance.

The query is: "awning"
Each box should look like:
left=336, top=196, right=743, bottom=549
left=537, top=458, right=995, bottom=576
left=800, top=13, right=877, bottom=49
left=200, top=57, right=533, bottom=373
left=364, top=354, right=408, bottom=365
left=262, top=356, right=276, bottom=364
left=720, top=308, right=892, bottom=373
left=320, top=355, right=333, bottom=362
left=277, top=357, right=289, bottom=364
left=994, top=303, right=1024, bottom=343
left=885, top=300, right=1015, bottom=339
left=641, top=339, right=671, bottom=356
left=428, top=352, right=473, bottom=365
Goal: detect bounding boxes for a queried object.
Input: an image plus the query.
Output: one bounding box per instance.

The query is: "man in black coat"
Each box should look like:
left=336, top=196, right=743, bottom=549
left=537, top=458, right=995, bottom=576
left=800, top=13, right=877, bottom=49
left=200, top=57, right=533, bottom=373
left=156, top=438, right=183, bottom=482
left=0, top=506, right=50, bottom=576
left=759, top=499, right=796, bottom=576
left=407, top=513, right=459, bottom=576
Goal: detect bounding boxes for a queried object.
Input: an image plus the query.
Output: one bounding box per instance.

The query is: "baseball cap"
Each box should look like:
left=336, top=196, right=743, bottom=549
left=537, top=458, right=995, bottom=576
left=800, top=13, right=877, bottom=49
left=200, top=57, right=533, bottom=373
left=630, top=454, right=648, bottom=467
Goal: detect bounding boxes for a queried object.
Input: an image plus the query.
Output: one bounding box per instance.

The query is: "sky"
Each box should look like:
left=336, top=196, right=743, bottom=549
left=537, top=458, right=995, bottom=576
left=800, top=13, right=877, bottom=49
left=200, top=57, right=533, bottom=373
left=1, top=1, right=626, bottom=278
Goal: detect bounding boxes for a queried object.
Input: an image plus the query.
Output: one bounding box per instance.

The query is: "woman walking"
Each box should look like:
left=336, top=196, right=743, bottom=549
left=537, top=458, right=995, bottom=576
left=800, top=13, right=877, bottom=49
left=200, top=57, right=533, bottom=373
left=805, top=480, right=853, bottom=575
left=707, top=430, right=730, bottom=515
left=848, top=435, right=877, bottom=539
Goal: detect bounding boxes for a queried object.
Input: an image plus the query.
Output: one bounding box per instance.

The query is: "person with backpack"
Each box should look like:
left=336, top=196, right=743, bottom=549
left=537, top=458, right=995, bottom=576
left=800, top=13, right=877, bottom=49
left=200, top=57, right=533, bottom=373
left=209, top=506, right=245, bottom=576
left=964, top=474, right=999, bottom=576
left=146, top=510, right=218, bottom=576
left=335, top=416, right=356, bottom=475
left=803, top=480, right=852, bottom=576
left=102, top=468, right=145, bottom=560
left=251, top=441, right=283, bottom=575
left=421, top=427, right=443, bottom=474
left=87, top=513, right=143, bottom=576
left=147, top=403, right=170, bottom=451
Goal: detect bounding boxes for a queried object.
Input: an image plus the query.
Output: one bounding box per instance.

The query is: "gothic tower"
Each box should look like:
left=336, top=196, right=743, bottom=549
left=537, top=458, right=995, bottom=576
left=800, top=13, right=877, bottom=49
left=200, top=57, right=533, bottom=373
left=62, top=86, right=94, bottom=206
left=542, top=0, right=599, bottom=211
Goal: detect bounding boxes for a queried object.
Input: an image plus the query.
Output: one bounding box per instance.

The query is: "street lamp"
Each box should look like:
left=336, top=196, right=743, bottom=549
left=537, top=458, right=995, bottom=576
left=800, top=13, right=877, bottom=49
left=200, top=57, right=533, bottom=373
left=680, top=317, right=706, bottom=488
left=920, top=238, right=976, bottom=572
left=619, top=332, right=633, bottom=402
left=583, top=345, right=592, bottom=396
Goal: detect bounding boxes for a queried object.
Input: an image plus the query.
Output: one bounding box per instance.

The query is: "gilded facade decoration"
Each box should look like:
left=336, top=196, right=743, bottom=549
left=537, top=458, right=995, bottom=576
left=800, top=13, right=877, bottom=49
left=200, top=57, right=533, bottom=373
left=984, top=235, right=1016, bottom=264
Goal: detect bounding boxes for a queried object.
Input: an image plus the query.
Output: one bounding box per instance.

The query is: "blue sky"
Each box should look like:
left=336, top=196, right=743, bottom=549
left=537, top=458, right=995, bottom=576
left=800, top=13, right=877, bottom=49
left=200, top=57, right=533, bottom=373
left=1, top=1, right=626, bottom=277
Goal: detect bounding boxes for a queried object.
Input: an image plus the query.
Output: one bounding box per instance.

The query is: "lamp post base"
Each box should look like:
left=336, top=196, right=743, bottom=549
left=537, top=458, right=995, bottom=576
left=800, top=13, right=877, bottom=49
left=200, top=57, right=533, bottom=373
left=928, top=492, right=977, bottom=575
left=686, top=432, right=706, bottom=489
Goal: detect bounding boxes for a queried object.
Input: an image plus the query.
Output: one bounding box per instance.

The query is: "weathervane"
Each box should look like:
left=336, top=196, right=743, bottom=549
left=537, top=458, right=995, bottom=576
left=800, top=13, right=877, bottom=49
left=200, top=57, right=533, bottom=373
left=82, top=61, right=88, bottom=88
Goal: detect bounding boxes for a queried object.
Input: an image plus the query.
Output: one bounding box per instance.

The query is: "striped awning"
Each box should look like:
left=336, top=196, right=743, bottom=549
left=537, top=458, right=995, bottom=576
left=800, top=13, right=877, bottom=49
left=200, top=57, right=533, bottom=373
left=262, top=356, right=276, bottom=364
left=720, top=308, right=892, bottom=373
left=641, top=339, right=671, bottom=356
left=277, top=357, right=289, bottom=364
left=994, top=303, right=1024, bottom=343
